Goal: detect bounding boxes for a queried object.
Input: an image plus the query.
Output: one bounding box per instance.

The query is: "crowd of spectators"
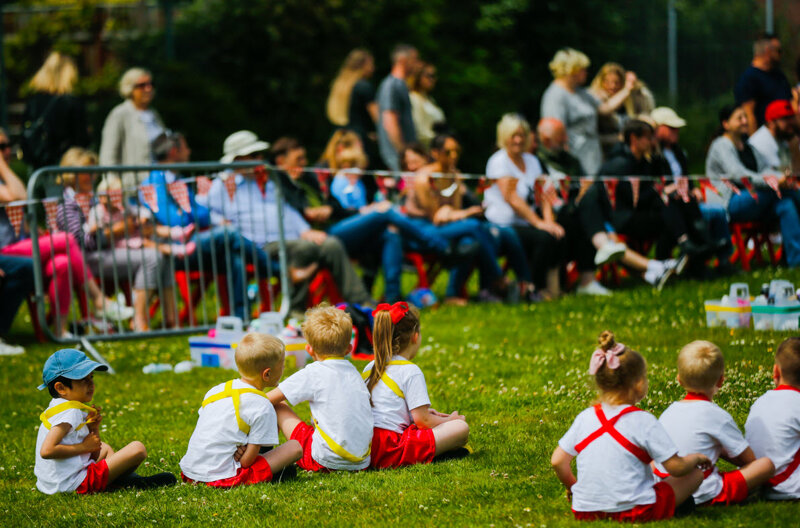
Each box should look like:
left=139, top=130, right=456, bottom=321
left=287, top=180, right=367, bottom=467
left=2, top=33, right=800, bottom=352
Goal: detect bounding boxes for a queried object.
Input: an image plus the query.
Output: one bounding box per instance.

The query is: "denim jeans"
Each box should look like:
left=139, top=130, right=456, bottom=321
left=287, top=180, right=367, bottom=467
left=487, top=224, right=531, bottom=282
left=728, top=188, right=800, bottom=267
left=0, top=255, right=34, bottom=335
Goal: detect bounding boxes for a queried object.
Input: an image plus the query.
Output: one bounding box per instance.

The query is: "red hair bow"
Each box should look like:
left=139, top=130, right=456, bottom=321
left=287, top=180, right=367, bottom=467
left=372, top=302, right=409, bottom=324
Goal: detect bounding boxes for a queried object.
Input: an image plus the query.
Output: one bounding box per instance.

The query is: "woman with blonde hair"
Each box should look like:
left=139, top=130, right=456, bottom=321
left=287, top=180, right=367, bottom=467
left=540, top=48, right=603, bottom=175
left=589, top=62, right=655, bottom=154
left=22, top=51, right=89, bottom=167
left=326, top=49, right=379, bottom=166
left=409, top=62, right=446, bottom=148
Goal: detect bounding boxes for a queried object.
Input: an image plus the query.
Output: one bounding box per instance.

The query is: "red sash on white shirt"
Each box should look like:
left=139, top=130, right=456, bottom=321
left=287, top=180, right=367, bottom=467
left=574, top=404, right=652, bottom=464
left=768, top=385, right=800, bottom=486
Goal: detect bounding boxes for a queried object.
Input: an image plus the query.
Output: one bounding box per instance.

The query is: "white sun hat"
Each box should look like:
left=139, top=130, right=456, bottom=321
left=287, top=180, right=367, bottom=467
left=220, top=130, right=270, bottom=163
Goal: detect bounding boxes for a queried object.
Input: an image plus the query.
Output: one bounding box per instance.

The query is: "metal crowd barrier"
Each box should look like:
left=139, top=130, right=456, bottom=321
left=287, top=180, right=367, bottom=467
left=22, top=162, right=291, bottom=366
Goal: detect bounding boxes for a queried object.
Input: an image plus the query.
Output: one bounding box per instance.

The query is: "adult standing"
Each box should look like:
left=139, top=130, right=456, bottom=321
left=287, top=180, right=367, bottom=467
left=376, top=44, right=419, bottom=172
left=483, top=114, right=564, bottom=298
left=735, top=33, right=791, bottom=135
left=326, top=49, right=380, bottom=168
left=22, top=52, right=89, bottom=168
left=706, top=104, right=800, bottom=267
left=540, top=48, right=602, bottom=176
left=409, top=62, right=446, bottom=148
left=99, top=67, right=165, bottom=188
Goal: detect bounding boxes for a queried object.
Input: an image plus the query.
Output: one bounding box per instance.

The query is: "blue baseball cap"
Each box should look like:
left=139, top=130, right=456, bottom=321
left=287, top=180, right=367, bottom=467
left=37, top=349, right=109, bottom=391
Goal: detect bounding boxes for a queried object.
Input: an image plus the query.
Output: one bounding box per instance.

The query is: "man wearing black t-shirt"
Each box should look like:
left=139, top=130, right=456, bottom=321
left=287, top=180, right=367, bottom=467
left=735, top=33, right=792, bottom=135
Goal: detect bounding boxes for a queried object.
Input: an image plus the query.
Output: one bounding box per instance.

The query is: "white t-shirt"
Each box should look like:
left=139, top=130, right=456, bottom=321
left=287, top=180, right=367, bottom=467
left=34, top=398, right=94, bottom=494
left=362, top=356, right=431, bottom=433
left=748, top=125, right=788, bottom=171
left=745, top=386, right=800, bottom=499
left=558, top=404, right=678, bottom=513
left=179, top=379, right=279, bottom=482
left=483, top=149, right=545, bottom=226
left=656, top=399, right=749, bottom=504
left=279, top=358, right=373, bottom=470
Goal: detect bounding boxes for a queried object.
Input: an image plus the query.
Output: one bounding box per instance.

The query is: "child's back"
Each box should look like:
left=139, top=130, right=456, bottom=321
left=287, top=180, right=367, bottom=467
left=366, top=357, right=429, bottom=433
left=180, top=379, right=278, bottom=482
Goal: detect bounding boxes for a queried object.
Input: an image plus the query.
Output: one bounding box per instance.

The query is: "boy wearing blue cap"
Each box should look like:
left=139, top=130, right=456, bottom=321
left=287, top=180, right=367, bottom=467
left=35, top=349, right=176, bottom=494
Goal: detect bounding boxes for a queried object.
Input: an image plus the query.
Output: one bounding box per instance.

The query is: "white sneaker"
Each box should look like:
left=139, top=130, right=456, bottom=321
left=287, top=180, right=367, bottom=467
left=594, top=241, right=627, bottom=266
left=576, top=280, right=612, bottom=296
left=0, top=338, right=24, bottom=355
left=664, top=255, right=689, bottom=276
left=96, top=298, right=134, bottom=321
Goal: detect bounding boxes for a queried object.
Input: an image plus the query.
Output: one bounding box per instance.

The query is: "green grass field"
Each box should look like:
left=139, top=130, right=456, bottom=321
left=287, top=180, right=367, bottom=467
left=3, top=267, right=800, bottom=527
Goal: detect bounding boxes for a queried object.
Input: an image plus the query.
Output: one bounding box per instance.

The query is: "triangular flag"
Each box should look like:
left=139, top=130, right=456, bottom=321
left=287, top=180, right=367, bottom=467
left=604, top=178, right=618, bottom=209
left=75, top=193, right=92, bottom=219
left=629, top=177, right=640, bottom=207
left=43, top=198, right=60, bottom=233
left=764, top=174, right=782, bottom=198
left=676, top=177, right=690, bottom=203
left=741, top=177, right=758, bottom=202
left=196, top=176, right=212, bottom=196
left=721, top=178, right=741, bottom=196
left=108, top=188, right=124, bottom=212
left=140, top=184, right=159, bottom=213
left=224, top=174, right=237, bottom=201
left=167, top=181, right=192, bottom=213
left=699, top=178, right=721, bottom=201
left=542, top=180, right=564, bottom=208
left=5, top=204, right=24, bottom=237
left=559, top=178, right=570, bottom=201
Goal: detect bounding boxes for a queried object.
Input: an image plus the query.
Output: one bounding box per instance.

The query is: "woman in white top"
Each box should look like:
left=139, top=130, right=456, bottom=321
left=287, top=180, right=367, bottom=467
left=409, top=62, right=446, bottom=149
left=540, top=48, right=603, bottom=175
left=483, top=113, right=565, bottom=298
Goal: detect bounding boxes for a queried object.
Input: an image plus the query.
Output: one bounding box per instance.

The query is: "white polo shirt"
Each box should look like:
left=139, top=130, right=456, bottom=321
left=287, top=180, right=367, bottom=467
left=559, top=404, right=678, bottom=513
left=34, top=398, right=94, bottom=494
left=279, top=358, right=373, bottom=471
left=745, top=386, right=800, bottom=499
left=362, top=356, right=431, bottom=433
left=656, top=398, right=749, bottom=504
left=180, top=379, right=279, bottom=482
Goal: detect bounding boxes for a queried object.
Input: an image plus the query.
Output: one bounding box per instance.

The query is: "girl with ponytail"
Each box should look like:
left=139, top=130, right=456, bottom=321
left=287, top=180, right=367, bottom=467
left=363, top=302, right=469, bottom=468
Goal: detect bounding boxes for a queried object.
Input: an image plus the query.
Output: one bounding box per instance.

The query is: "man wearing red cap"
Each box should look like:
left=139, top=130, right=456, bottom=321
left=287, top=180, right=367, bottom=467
left=749, top=99, right=797, bottom=171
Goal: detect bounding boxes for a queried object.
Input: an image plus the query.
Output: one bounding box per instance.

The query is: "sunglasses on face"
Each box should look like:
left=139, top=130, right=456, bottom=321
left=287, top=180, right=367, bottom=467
left=134, top=81, right=154, bottom=90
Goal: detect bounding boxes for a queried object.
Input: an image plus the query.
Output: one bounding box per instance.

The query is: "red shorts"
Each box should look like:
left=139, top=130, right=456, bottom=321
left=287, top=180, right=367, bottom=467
left=181, top=455, right=273, bottom=488
left=76, top=459, right=109, bottom=494
left=708, top=470, right=748, bottom=506
left=290, top=422, right=328, bottom=473
left=370, top=425, right=436, bottom=469
left=573, top=481, right=676, bottom=522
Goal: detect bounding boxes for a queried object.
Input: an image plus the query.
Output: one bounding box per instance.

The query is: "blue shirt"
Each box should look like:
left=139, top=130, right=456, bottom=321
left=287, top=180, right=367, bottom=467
left=140, top=170, right=211, bottom=228
left=330, top=174, right=368, bottom=210
left=203, top=173, right=310, bottom=246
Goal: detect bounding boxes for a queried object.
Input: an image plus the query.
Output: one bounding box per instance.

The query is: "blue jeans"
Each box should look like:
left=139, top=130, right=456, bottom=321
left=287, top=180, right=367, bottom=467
left=329, top=209, right=448, bottom=302
left=487, top=224, right=531, bottom=282
left=728, top=188, right=800, bottom=267
left=186, top=226, right=273, bottom=319
left=0, top=255, right=34, bottom=335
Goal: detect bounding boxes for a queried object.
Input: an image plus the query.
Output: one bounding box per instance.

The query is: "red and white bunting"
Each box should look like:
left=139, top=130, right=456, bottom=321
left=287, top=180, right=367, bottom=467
left=629, top=177, right=640, bottom=207
left=764, top=174, right=782, bottom=198
left=140, top=184, right=159, bottom=213
left=224, top=174, right=238, bottom=201
left=604, top=178, right=618, bottom=209
left=542, top=181, right=564, bottom=208
left=167, top=181, right=192, bottom=213
left=721, top=179, right=741, bottom=196
left=676, top=177, right=690, bottom=203
left=559, top=178, right=570, bottom=201
left=108, top=188, right=124, bottom=212
left=75, top=193, right=92, bottom=219
left=5, top=204, right=24, bottom=237
left=195, top=176, right=212, bottom=196
left=43, top=199, right=60, bottom=233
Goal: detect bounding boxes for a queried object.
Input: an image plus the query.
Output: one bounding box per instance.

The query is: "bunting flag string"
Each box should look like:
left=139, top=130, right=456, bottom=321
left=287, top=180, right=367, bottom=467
left=604, top=178, right=619, bottom=209
left=676, top=177, right=690, bottom=203
left=224, top=174, right=237, bottom=201
left=108, top=188, right=124, bottom=212
left=75, top=193, right=92, bottom=219
left=43, top=199, right=60, bottom=233
left=168, top=181, right=192, bottom=213
left=5, top=204, right=24, bottom=237
left=140, top=184, right=159, bottom=213
left=764, top=174, right=782, bottom=198
left=195, top=176, right=212, bottom=196
left=629, top=177, right=641, bottom=207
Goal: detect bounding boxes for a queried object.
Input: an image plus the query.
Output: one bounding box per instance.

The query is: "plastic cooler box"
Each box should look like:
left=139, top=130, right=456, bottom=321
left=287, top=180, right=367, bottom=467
left=704, top=283, right=751, bottom=329
left=189, top=316, right=308, bottom=369
left=752, top=304, right=800, bottom=331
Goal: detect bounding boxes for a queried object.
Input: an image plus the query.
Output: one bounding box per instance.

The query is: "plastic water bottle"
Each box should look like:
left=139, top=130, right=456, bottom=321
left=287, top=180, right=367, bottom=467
left=247, top=284, right=258, bottom=302
left=173, top=360, right=194, bottom=374
left=142, top=363, right=173, bottom=374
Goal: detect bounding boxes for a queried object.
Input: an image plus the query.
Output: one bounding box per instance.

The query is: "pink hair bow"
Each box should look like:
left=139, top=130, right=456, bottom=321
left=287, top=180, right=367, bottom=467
left=588, top=343, right=625, bottom=375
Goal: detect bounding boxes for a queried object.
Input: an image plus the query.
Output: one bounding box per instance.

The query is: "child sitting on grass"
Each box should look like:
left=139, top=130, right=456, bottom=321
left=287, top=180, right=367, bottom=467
left=363, top=302, right=469, bottom=468
left=180, top=333, right=302, bottom=486
left=654, top=340, right=774, bottom=505
left=267, top=305, right=373, bottom=471
left=745, top=336, right=800, bottom=500
left=551, top=331, right=711, bottom=522
left=35, top=349, right=176, bottom=494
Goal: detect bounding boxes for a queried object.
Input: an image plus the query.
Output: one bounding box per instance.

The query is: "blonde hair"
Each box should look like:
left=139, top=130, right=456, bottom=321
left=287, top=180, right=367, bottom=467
left=235, top=333, right=285, bottom=378
left=326, top=49, right=374, bottom=126
left=96, top=175, right=122, bottom=194
left=677, top=341, right=724, bottom=392
left=776, top=337, right=800, bottom=387
left=590, top=62, right=625, bottom=96
left=336, top=147, right=367, bottom=169
left=496, top=113, right=532, bottom=151
left=367, top=305, right=420, bottom=396
left=318, top=129, right=363, bottom=169
left=119, top=67, right=151, bottom=99
left=58, top=147, right=98, bottom=188
left=548, top=48, right=590, bottom=79
left=29, top=52, right=78, bottom=95
left=593, top=331, right=647, bottom=400
left=302, top=304, right=353, bottom=358
left=590, top=62, right=652, bottom=117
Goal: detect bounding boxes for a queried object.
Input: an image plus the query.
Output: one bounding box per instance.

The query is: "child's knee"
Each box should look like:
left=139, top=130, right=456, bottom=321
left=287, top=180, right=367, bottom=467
left=453, top=420, right=470, bottom=443
left=753, top=456, right=775, bottom=478
left=129, top=441, right=147, bottom=462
